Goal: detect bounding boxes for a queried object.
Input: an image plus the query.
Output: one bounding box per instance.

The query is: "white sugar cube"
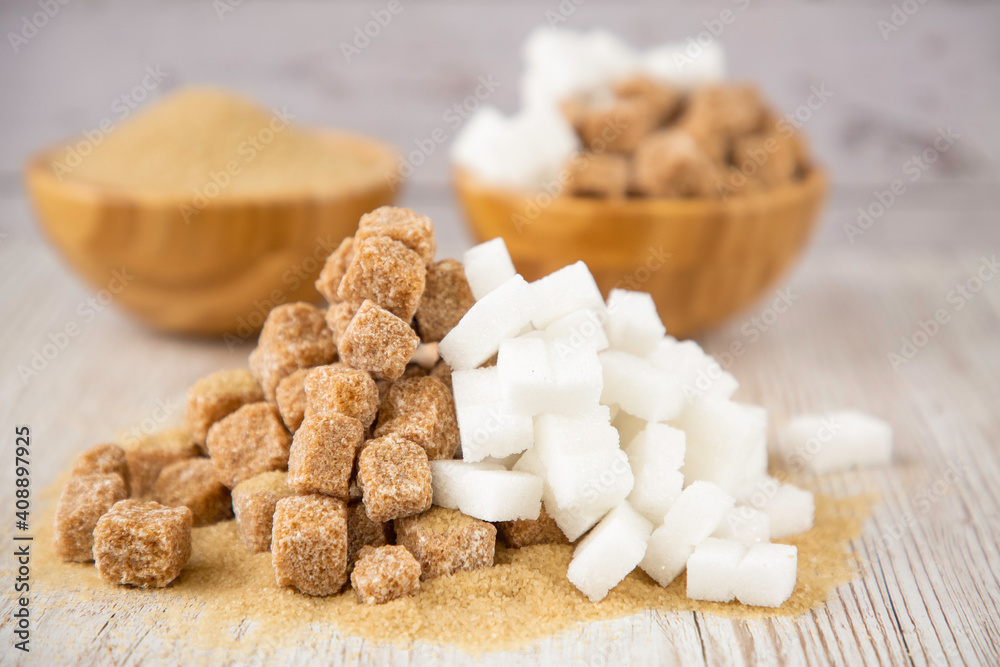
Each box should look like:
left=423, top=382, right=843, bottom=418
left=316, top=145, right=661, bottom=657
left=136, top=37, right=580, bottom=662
left=753, top=483, right=814, bottom=539
left=514, top=446, right=610, bottom=541
left=686, top=538, right=747, bottom=602
left=544, top=308, right=609, bottom=352
left=778, top=410, right=893, bottom=474
left=451, top=367, right=502, bottom=408
left=429, top=459, right=505, bottom=509
left=600, top=351, right=684, bottom=423
left=567, top=502, right=653, bottom=602
left=605, top=289, right=666, bottom=357
left=647, top=339, right=738, bottom=402
left=641, top=41, right=726, bottom=89
left=498, top=337, right=554, bottom=414
left=530, top=262, right=606, bottom=329
left=439, top=274, right=537, bottom=371
left=458, top=469, right=543, bottom=522
left=639, top=529, right=693, bottom=587
left=734, top=543, right=798, bottom=608
left=548, top=343, right=604, bottom=413
left=659, top=481, right=734, bottom=546
left=456, top=402, right=533, bottom=462
left=681, top=398, right=767, bottom=494
left=462, top=238, right=517, bottom=301
left=624, top=423, right=687, bottom=522
left=544, top=445, right=632, bottom=511
left=713, top=505, right=771, bottom=548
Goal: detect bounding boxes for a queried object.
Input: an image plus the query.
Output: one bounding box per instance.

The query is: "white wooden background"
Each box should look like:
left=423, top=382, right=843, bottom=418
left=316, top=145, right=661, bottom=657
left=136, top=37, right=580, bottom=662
left=1, top=1, right=999, bottom=665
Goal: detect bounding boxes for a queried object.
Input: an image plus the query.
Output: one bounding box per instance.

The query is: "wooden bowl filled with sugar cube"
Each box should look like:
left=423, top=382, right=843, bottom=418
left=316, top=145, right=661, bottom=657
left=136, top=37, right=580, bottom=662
left=25, top=87, right=400, bottom=336
left=452, top=35, right=827, bottom=337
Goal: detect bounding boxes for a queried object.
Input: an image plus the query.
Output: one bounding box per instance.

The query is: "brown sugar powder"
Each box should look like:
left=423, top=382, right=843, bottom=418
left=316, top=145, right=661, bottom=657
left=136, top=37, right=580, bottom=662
left=19, top=476, right=873, bottom=657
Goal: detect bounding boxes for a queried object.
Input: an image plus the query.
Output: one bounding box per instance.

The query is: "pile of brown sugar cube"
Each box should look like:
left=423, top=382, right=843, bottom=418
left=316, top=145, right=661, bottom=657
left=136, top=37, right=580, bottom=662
left=560, top=79, right=812, bottom=199
left=52, top=207, right=561, bottom=603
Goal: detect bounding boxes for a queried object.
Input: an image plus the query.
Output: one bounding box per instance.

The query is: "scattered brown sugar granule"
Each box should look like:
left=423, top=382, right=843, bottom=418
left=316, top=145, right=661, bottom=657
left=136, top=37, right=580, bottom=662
left=614, top=76, right=680, bottom=124
left=287, top=413, right=364, bottom=499
left=374, top=377, right=459, bottom=460
left=351, top=545, right=421, bottom=604
left=231, top=471, right=295, bottom=553
left=92, top=499, right=192, bottom=588
left=314, top=237, right=354, bottom=304
left=184, top=368, right=265, bottom=451
left=249, top=302, right=337, bottom=401
left=206, top=402, right=292, bottom=488
left=496, top=506, right=570, bottom=548
left=429, top=359, right=453, bottom=392
left=337, top=236, right=427, bottom=322
left=579, top=97, right=661, bottom=154
left=325, top=301, right=356, bottom=346
left=633, top=129, right=720, bottom=198
left=346, top=499, right=393, bottom=568
left=355, top=206, right=437, bottom=264
left=70, top=442, right=131, bottom=497
left=124, top=428, right=200, bottom=499
left=304, top=365, right=379, bottom=427
left=394, top=506, right=496, bottom=580
left=152, top=458, right=233, bottom=527
left=357, top=434, right=433, bottom=522
left=53, top=474, right=128, bottom=562
left=337, top=300, right=420, bottom=381
left=274, top=368, right=310, bottom=433
left=271, top=494, right=348, bottom=596
left=564, top=152, right=630, bottom=198
left=414, top=260, right=476, bottom=343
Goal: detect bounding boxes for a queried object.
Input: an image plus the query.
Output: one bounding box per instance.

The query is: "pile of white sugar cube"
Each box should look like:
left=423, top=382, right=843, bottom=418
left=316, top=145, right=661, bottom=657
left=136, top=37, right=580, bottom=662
left=434, top=238, right=894, bottom=606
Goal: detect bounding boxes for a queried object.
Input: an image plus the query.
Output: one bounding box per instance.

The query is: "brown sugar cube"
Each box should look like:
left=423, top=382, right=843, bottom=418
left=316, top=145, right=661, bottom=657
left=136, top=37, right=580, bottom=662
left=93, top=499, right=193, bottom=588
left=351, top=545, right=421, bottom=604
left=206, top=402, right=292, bottom=488
left=355, top=206, right=437, bottom=264
left=495, top=507, right=570, bottom=548
left=184, top=368, right=265, bottom=450
left=394, top=507, right=496, bottom=580
left=428, top=360, right=453, bottom=392
left=357, top=434, right=432, bottom=522
left=315, top=237, right=355, bottom=304
left=53, top=474, right=128, bottom=562
left=303, top=365, right=379, bottom=427
left=325, top=301, right=356, bottom=346
left=633, top=129, right=721, bottom=198
left=580, top=97, right=661, bottom=154
left=275, top=368, right=310, bottom=433
left=337, top=236, right=427, bottom=322
left=731, top=130, right=798, bottom=189
left=564, top=152, right=630, bottom=198
left=402, top=363, right=429, bottom=379
left=271, top=494, right=348, bottom=596
left=415, top=259, right=476, bottom=343
left=374, top=377, right=459, bottom=460
left=287, top=413, right=364, bottom=498
left=232, top=471, right=295, bottom=553
left=347, top=499, right=393, bottom=568
left=614, top=76, right=680, bottom=124
left=125, top=428, right=200, bottom=499
left=338, top=300, right=420, bottom=381
left=249, top=302, right=337, bottom=401
left=152, top=458, right=233, bottom=527
left=71, top=442, right=131, bottom=497
left=684, top=83, right=765, bottom=138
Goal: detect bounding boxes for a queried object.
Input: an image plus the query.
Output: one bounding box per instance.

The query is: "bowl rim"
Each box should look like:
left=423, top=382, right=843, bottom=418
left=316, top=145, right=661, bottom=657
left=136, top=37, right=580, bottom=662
left=25, top=127, right=401, bottom=209
left=453, top=164, right=827, bottom=216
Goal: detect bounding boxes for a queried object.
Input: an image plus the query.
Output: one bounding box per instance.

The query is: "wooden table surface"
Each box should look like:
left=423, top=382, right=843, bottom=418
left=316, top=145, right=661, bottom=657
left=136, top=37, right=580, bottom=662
left=1, top=1, right=999, bottom=665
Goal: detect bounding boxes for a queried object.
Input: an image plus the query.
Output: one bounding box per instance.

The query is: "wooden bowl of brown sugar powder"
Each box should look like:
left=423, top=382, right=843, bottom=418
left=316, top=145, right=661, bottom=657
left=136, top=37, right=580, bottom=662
left=26, top=86, right=400, bottom=336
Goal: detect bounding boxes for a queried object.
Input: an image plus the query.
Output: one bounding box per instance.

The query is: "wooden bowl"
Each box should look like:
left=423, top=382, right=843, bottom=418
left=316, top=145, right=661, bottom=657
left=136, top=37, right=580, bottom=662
left=455, top=168, right=827, bottom=337
left=26, top=130, right=399, bottom=336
